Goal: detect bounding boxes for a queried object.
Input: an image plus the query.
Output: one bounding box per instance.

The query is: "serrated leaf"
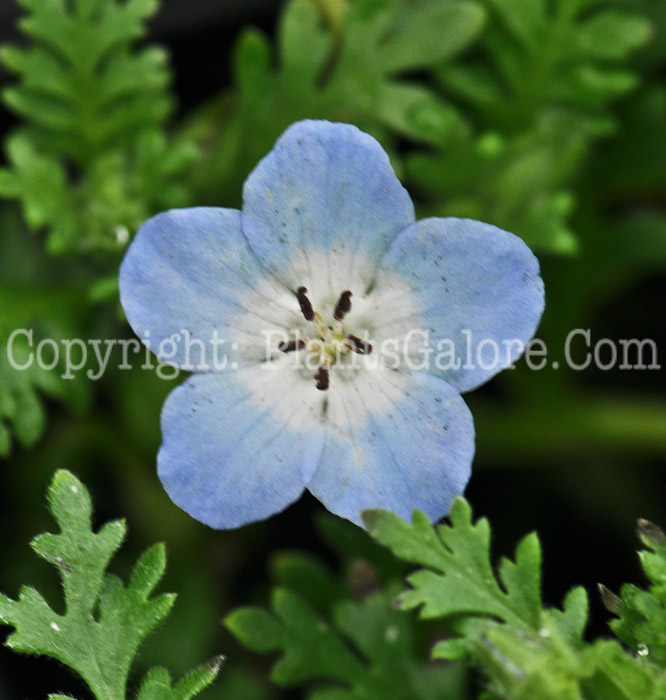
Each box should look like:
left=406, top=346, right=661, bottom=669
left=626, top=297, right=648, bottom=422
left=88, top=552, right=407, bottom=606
left=368, top=501, right=666, bottom=698
left=608, top=516, right=666, bottom=667
left=551, top=587, right=589, bottom=643
left=367, top=499, right=539, bottom=628
left=497, top=532, right=542, bottom=628
left=136, top=656, right=224, bottom=700
left=0, top=470, right=223, bottom=700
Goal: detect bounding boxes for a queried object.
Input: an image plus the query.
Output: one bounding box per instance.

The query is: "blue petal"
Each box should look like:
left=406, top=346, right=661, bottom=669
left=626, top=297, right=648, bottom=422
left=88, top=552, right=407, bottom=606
left=242, top=120, right=415, bottom=302
left=376, top=218, right=545, bottom=392
left=307, top=370, right=474, bottom=526
left=119, top=207, right=299, bottom=370
left=158, top=368, right=326, bottom=529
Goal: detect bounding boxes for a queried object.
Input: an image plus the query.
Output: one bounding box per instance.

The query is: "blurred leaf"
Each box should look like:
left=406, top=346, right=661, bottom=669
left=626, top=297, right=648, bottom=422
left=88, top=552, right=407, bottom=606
left=416, top=0, right=652, bottom=253
left=189, top=0, right=484, bottom=202
left=270, top=550, right=345, bottom=612
left=0, top=0, right=198, bottom=255
left=227, top=553, right=465, bottom=700
left=379, top=2, right=486, bottom=72
left=0, top=205, right=94, bottom=456
left=574, top=10, right=653, bottom=60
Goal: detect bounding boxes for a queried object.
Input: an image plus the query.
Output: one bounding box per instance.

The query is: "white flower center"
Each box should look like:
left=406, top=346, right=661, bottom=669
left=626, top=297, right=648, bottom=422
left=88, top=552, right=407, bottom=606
left=278, top=287, right=372, bottom=390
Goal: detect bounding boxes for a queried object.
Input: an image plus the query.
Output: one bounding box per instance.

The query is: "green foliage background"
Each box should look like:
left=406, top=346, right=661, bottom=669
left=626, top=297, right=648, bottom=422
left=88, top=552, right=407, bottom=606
left=0, top=0, right=664, bottom=698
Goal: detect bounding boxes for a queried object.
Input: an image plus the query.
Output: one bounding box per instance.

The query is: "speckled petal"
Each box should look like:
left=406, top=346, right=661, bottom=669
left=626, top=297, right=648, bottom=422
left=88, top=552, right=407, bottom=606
left=375, top=217, right=545, bottom=392
left=241, top=120, right=415, bottom=306
left=158, top=363, right=326, bottom=529
left=307, top=365, right=474, bottom=525
left=119, top=207, right=300, bottom=370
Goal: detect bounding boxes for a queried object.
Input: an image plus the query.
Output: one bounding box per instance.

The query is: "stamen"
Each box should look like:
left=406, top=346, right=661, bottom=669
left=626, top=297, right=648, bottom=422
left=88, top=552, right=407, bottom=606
left=297, top=287, right=314, bottom=321
left=347, top=334, right=373, bottom=355
left=333, top=290, right=353, bottom=321
left=314, top=366, right=330, bottom=391
left=278, top=339, right=306, bottom=353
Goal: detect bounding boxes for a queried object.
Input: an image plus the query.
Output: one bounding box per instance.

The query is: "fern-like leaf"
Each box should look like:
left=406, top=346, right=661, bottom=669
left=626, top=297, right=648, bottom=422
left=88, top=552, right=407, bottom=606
left=0, top=0, right=197, bottom=255
left=0, top=470, right=222, bottom=700
left=226, top=553, right=463, bottom=699
left=365, top=499, right=666, bottom=700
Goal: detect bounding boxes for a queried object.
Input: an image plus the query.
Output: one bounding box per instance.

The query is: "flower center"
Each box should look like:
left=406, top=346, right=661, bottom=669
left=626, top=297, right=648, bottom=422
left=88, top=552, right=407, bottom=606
left=279, top=287, right=372, bottom=391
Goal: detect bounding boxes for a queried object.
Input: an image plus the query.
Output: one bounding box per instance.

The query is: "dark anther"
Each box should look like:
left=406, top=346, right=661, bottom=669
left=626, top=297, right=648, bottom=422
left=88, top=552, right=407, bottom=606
left=278, top=339, right=306, bottom=353
left=315, top=366, right=330, bottom=391
left=297, top=286, right=314, bottom=321
left=347, top=334, right=373, bottom=355
left=333, top=290, right=353, bottom=321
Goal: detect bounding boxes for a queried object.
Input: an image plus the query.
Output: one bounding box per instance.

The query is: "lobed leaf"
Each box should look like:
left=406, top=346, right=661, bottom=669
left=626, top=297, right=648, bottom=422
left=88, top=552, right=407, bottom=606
left=0, top=470, right=222, bottom=700
left=227, top=568, right=464, bottom=699
left=366, top=499, right=666, bottom=698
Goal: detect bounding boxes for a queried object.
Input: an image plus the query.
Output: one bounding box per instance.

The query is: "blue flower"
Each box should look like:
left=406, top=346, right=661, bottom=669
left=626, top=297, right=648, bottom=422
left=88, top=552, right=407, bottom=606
left=119, top=120, right=544, bottom=529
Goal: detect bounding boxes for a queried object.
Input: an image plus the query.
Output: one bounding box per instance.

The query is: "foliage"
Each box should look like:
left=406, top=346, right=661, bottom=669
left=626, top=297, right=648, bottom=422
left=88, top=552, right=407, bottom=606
left=407, top=0, right=652, bottom=253
left=226, top=550, right=465, bottom=699
left=364, top=499, right=666, bottom=700
left=0, top=312, right=88, bottom=456
left=0, top=470, right=223, bottom=700
left=188, top=0, right=486, bottom=203
left=0, top=0, right=198, bottom=255
left=187, top=0, right=652, bottom=256
left=0, top=208, right=92, bottom=457
left=606, top=519, right=666, bottom=666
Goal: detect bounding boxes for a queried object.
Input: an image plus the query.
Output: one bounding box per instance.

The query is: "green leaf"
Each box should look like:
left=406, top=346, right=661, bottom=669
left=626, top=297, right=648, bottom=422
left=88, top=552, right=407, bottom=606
left=270, top=550, right=344, bottom=611
left=0, top=291, right=91, bottom=456
left=366, top=500, right=666, bottom=698
left=227, top=563, right=465, bottom=699
left=278, top=0, right=332, bottom=82
left=575, top=11, right=652, bottom=60
left=606, top=518, right=666, bottom=666
left=379, top=1, right=487, bottom=72
left=415, top=1, right=651, bottom=255
left=551, top=587, right=589, bottom=643
left=225, top=606, right=286, bottom=653
left=365, top=499, right=542, bottom=628
left=192, top=0, right=484, bottom=203
left=0, top=0, right=198, bottom=254
left=0, top=470, right=222, bottom=700
left=483, top=0, right=546, bottom=50
left=136, top=656, right=225, bottom=700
